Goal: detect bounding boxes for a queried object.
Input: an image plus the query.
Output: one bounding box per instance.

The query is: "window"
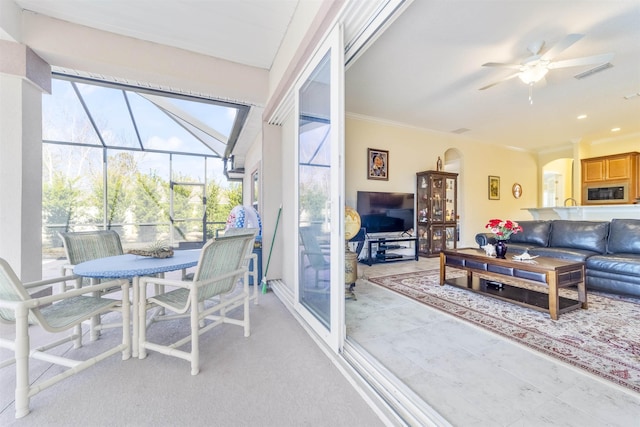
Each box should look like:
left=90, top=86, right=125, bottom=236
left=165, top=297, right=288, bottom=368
left=42, top=76, right=247, bottom=255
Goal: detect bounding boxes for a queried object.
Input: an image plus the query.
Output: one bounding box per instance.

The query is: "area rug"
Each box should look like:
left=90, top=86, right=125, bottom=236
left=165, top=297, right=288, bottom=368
left=368, top=268, right=640, bottom=393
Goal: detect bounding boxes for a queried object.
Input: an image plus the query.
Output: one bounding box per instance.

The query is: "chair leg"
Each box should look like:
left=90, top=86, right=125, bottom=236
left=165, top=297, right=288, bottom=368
left=190, top=300, right=200, bottom=376
left=89, top=278, right=101, bottom=341
left=198, top=302, right=205, bottom=328
left=138, top=279, right=147, bottom=360
left=155, top=273, right=165, bottom=316
left=121, top=283, right=131, bottom=360
left=73, top=324, right=82, bottom=349
left=243, top=273, right=250, bottom=338
left=14, top=306, right=30, bottom=419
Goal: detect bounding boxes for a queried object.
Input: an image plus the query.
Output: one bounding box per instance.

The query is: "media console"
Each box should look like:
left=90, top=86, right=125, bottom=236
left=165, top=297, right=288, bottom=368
left=364, top=236, right=419, bottom=266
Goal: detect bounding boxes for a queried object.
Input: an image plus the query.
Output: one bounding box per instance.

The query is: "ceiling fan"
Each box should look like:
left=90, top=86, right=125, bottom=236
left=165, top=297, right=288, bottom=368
left=479, top=34, right=614, bottom=91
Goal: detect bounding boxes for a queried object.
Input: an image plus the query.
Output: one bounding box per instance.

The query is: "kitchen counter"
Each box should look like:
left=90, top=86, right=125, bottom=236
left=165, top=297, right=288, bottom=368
left=525, top=205, right=640, bottom=221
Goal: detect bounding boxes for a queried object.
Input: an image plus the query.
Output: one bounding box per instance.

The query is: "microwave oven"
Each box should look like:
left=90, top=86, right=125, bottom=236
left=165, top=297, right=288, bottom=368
left=583, top=184, right=629, bottom=204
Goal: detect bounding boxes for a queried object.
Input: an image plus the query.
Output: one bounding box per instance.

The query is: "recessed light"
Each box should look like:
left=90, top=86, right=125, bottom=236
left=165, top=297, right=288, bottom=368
left=611, top=127, right=621, bottom=132
left=577, top=114, right=587, bottom=120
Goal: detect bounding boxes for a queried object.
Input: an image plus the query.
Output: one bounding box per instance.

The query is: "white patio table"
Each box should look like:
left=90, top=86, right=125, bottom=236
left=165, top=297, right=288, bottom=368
left=73, top=250, right=200, bottom=357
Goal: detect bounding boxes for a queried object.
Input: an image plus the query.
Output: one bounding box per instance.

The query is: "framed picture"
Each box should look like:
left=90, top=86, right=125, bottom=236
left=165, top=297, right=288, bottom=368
left=488, top=175, right=500, bottom=200
left=512, top=183, right=522, bottom=199
left=368, top=148, right=388, bottom=180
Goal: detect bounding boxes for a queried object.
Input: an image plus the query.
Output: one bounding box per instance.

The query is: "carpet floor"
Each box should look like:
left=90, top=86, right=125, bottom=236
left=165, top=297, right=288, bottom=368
left=368, top=268, right=640, bottom=394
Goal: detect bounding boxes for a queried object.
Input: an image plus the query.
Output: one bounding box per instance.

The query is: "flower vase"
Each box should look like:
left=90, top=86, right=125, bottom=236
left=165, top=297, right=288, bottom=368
left=495, top=240, right=508, bottom=259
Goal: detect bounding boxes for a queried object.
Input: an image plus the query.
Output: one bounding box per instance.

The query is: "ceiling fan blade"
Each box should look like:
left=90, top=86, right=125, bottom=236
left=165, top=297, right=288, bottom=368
left=548, top=53, right=615, bottom=69
left=482, top=62, right=522, bottom=70
left=540, top=33, right=584, bottom=61
left=479, top=72, right=521, bottom=90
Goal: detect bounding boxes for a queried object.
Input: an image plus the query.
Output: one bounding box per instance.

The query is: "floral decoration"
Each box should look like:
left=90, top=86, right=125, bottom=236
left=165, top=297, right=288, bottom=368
left=485, top=218, right=523, bottom=241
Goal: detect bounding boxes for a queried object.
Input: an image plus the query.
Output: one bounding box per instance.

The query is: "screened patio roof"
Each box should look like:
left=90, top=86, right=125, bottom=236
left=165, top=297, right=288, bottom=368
left=44, top=74, right=252, bottom=178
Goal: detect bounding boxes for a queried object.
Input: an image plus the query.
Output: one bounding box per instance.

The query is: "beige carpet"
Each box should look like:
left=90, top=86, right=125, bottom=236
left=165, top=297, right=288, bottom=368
left=0, top=290, right=384, bottom=426
left=368, top=268, right=640, bottom=394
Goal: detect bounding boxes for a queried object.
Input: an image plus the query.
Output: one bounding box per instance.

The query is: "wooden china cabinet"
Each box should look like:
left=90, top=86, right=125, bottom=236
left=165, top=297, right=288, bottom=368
left=416, top=170, right=458, bottom=257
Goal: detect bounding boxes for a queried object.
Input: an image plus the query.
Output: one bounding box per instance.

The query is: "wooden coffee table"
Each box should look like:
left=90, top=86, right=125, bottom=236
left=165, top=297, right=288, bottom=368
left=439, top=248, right=588, bottom=320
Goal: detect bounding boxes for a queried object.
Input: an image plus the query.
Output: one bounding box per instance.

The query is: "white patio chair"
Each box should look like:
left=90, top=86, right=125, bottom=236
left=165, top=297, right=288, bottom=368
left=0, top=258, right=130, bottom=419
left=220, top=228, right=260, bottom=304
left=58, top=230, right=126, bottom=341
left=138, top=232, right=256, bottom=375
left=299, top=226, right=330, bottom=289
left=59, top=230, right=124, bottom=283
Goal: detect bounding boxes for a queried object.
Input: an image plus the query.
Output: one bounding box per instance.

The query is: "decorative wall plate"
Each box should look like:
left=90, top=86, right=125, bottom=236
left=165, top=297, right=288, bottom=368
left=512, top=183, right=522, bottom=199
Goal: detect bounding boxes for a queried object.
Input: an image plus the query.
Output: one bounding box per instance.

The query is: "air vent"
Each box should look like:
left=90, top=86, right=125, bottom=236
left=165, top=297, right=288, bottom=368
left=451, top=128, right=470, bottom=134
left=574, top=63, right=613, bottom=80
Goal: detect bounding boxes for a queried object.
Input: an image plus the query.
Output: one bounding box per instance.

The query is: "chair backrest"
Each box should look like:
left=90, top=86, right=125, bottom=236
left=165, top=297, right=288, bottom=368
left=221, top=227, right=258, bottom=238
left=299, top=226, right=328, bottom=269
left=59, top=230, right=124, bottom=265
left=0, top=258, right=38, bottom=324
left=220, top=228, right=258, bottom=260
left=193, top=233, right=256, bottom=300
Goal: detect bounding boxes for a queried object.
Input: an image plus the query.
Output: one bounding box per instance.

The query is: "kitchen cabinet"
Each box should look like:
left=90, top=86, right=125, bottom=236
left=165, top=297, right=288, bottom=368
left=581, top=152, right=638, bottom=182
left=581, top=152, right=639, bottom=204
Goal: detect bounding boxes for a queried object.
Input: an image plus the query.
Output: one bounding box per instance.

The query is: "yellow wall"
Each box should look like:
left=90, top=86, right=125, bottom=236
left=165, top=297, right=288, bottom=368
left=581, top=136, right=640, bottom=158
left=346, top=115, right=539, bottom=247
left=542, top=158, right=574, bottom=206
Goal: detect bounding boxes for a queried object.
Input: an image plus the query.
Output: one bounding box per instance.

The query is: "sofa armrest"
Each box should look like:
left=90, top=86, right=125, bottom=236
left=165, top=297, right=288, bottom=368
left=475, top=233, right=496, bottom=247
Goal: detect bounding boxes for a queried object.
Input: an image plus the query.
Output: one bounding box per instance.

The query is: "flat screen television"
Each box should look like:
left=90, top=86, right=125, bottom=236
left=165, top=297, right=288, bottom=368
left=356, top=191, right=415, bottom=234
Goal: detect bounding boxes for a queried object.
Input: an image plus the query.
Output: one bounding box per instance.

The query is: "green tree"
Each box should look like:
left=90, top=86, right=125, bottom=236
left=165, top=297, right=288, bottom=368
left=42, top=171, right=80, bottom=231
left=300, top=181, right=327, bottom=223
left=133, top=170, right=170, bottom=241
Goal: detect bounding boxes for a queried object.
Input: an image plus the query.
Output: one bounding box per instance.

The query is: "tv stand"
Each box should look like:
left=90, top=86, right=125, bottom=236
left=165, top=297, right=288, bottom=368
left=365, top=236, right=419, bottom=266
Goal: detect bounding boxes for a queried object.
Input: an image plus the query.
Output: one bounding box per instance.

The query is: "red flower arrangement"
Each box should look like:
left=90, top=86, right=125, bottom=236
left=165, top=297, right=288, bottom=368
left=485, top=219, right=523, bottom=241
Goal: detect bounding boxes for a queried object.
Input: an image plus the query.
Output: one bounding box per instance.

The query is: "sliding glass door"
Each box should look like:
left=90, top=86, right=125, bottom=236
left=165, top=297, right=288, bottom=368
left=295, top=26, right=344, bottom=351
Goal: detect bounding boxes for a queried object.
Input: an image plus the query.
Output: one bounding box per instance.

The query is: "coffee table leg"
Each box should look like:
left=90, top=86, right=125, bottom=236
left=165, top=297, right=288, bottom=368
left=548, top=274, right=559, bottom=320
left=578, top=266, right=588, bottom=309
left=439, top=253, right=445, bottom=285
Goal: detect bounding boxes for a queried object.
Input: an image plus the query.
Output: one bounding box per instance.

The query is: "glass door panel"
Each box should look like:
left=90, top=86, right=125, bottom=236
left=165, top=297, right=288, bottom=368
left=445, top=178, right=456, bottom=221
left=431, top=226, right=444, bottom=253
left=298, top=52, right=331, bottom=326
left=295, top=26, right=344, bottom=351
left=431, top=177, right=444, bottom=222
left=445, top=225, right=456, bottom=249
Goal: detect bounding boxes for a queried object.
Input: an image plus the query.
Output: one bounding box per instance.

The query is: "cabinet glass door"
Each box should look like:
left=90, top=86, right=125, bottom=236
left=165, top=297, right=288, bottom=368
left=445, top=225, right=456, bottom=249
left=430, top=226, right=444, bottom=253
left=431, top=177, right=444, bottom=222
left=445, top=177, right=456, bottom=222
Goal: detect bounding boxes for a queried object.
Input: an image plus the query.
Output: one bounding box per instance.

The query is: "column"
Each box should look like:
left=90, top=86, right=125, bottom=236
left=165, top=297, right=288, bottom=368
left=0, top=41, right=51, bottom=281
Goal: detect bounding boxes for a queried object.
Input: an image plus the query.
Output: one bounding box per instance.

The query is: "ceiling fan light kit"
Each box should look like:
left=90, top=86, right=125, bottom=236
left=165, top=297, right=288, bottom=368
left=480, top=33, right=615, bottom=95
left=518, top=65, right=549, bottom=85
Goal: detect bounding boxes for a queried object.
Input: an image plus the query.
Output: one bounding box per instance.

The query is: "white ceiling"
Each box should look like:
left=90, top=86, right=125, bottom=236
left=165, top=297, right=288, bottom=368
left=12, top=0, right=640, bottom=154
left=346, top=0, right=640, bottom=152
left=14, top=0, right=299, bottom=70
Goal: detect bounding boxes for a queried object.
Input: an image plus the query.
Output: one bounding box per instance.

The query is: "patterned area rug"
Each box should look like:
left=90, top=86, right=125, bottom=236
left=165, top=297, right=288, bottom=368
left=368, top=268, right=640, bottom=393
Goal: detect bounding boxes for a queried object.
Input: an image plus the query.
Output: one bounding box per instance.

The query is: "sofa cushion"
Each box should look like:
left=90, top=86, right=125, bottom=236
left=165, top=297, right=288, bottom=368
left=549, top=220, right=608, bottom=254
left=528, top=247, right=597, bottom=263
left=607, top=218, right=640, bottom=254
left=508, top=220, right=551, bottom=247
left=586, top=272, right=640, bottom=297
left=586, top=253, right=640, bottom=276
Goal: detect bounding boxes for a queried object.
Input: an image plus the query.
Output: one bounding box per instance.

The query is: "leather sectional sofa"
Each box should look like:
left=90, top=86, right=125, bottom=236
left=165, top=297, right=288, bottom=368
left=475, top=219, right=640, bottom=298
